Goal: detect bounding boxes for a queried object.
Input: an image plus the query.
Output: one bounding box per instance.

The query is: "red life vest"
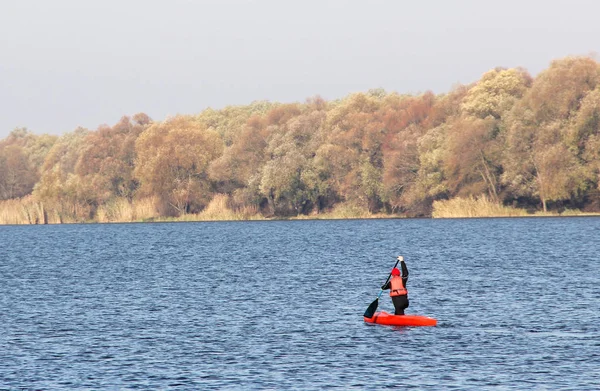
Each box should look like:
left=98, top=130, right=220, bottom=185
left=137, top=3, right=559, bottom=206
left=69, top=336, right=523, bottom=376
left=389, top=275, right=408, bottom=297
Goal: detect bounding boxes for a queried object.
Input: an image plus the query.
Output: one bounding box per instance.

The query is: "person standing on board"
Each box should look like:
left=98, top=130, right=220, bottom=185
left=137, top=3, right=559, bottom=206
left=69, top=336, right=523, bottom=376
left=381, top=256, right=409, bottom=315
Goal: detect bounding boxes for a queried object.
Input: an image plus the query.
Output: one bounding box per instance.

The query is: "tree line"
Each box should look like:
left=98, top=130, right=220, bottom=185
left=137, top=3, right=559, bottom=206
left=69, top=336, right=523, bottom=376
left=1, top=56, right=599, bottom=221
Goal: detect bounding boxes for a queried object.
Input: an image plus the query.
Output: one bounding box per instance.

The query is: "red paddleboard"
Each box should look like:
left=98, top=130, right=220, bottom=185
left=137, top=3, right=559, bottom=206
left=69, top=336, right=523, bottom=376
left=364, top=311, right=437, bottom=327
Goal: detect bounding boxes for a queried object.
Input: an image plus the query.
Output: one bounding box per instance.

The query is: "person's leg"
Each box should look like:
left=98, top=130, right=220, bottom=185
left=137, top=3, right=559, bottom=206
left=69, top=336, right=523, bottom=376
left=392, top=296, right=408, bottom=315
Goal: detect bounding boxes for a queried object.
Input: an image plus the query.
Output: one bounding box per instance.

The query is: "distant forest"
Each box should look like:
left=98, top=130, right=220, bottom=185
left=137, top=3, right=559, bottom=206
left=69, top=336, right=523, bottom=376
left=1, top=56, right=600, bottom=222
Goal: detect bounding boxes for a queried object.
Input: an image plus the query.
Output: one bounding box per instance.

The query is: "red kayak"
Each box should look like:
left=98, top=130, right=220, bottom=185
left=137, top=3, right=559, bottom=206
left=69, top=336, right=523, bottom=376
left=364, top=311, right=437, bottom=327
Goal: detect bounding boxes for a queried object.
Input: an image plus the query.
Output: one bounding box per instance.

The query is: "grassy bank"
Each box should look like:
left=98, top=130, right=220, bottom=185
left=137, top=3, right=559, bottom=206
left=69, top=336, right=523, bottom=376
left=0, top=194, right=267, bottom=224
left=290, top=202, right=392, bottom=220
left=0, top=196, right=63, bottom=224
left=148, top=194, right=266, bottom=222
left=431, top=196, right=597, bottom=218
left=1, top=195, right=598, bottom=225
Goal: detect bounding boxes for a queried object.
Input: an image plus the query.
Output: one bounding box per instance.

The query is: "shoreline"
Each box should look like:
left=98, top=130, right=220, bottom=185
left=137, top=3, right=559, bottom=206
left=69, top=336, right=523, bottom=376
left=1, top=211, right=599, bottom=226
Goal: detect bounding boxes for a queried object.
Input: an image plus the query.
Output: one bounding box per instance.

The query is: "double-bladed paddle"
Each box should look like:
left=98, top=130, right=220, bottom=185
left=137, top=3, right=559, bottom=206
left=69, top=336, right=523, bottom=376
left=363, top=256, right=402, bottom=318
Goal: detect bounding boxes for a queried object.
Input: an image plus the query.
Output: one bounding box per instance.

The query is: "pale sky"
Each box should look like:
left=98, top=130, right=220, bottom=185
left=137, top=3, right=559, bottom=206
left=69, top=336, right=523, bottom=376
left=1, top=0, right=599, bottom=138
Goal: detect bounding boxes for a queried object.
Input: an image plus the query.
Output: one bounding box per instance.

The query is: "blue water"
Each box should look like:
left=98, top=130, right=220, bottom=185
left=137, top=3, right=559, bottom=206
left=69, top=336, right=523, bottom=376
left=1, top=218, right=599, bottom=390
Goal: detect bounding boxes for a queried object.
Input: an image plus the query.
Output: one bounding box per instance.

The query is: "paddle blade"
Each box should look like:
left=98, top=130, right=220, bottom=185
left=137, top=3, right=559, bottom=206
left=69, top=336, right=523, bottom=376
left=364, top=298, right=379, bottom=318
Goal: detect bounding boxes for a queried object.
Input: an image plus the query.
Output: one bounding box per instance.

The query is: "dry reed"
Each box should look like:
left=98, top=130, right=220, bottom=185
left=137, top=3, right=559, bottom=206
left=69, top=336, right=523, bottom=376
left=291, top=202, right=391, bottom=220
left=149, top=194, right=264, bottom=222
left=97, top=198, right=135, bottom=222
left=0, top=197, right=47, bottom=224
left=133, top=197, right=160, bottom=221
left=195, top=194, right=264, bottom=221
left=432, top=196, right=530, bottom=218
left=2, top=193, right=595, bottom=225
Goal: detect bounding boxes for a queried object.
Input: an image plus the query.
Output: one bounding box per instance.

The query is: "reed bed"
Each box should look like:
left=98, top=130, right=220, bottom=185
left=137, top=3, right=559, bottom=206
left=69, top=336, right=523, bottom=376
left=0, top=199, right=26, bottom=225
left=432, top=196, right=531, bottom=218
left=432, top=196, right=599, bottom=218
left=0, top=197, right=68, bottom=224
left=153, top=194, right=265, bottom=222
left=2, top=194, right=596, bottom=224
left=1, top=197, right=43, bottom=224
left=291, top=202, right=391, bottom=220
left=96, top=197, right=160, bottom=222
left=558, top=208, right=591, bottom=216
left=133, top=197, right=160, bottom=221
left=194, top=194, right=264, bottom=221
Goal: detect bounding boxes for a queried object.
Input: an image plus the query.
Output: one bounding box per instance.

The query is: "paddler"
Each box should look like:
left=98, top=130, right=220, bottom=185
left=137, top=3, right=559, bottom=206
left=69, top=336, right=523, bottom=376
left=381, top=256, right=409, bottom=315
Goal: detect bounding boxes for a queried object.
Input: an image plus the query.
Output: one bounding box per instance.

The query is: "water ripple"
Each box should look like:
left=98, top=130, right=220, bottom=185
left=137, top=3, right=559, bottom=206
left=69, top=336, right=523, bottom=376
left=1, top=218, right=599, bottom=389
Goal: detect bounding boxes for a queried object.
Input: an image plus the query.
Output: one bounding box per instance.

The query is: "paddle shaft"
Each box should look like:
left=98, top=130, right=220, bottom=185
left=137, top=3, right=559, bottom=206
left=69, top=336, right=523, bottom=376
left=364, top=257, right=402, bottom=318
left=375, top=257, right=401, bottom=299
left=382, top=257, right=401, bottom=288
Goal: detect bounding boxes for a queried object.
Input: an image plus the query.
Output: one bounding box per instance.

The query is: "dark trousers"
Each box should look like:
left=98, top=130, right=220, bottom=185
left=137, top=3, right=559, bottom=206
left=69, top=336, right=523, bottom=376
left=392, top=295, right=409, bottom=315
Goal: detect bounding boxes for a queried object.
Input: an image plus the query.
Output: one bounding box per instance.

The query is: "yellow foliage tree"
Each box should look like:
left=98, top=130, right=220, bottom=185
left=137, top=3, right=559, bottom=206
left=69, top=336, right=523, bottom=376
left=461, top=68, right=532, bottom=119
left=502, top=57, right=600, bottom=211
left=134, top=116, right=224, bottom=215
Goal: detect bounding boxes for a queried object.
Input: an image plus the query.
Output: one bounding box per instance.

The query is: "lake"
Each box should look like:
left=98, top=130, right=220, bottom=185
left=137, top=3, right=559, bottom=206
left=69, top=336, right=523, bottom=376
left=1, top=218, right=599, bottom=390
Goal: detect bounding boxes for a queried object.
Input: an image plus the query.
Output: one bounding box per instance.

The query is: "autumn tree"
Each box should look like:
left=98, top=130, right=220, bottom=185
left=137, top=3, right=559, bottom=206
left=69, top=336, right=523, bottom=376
left=572, top=87, right=600, bottom=194
left=259, top=110, right=327, bottom=215
left=0, top=128, right=57, bottom=200
left=461, top=68, right=532, bottom=119
left=382, top=89, right=466, bottom=215
left=75, top=115, right=150, bottom=204
left=2, top=54, right=600, bottom=220
left=33, top=127, right=92, bottom=220
left=442, top=116, right=503, bottom=201
left=197, top=101, right=275, bottom=146
left=502, top=57, right=600, bottom=211
left=433, top=68, right=533, bottom=204
left=0, top=145, right=36, bottom=199
left=134, top=115, right=224, bottom=215
left=382, top=125, right=422, bottom=213
left=208, top=116, right=268, bottom=194
left=319, top=93, right=385, bottom=209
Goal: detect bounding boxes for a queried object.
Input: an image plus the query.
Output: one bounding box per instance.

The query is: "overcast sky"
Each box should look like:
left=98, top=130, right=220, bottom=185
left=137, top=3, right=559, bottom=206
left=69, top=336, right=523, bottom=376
left=1, top=0, right=599, bottom=138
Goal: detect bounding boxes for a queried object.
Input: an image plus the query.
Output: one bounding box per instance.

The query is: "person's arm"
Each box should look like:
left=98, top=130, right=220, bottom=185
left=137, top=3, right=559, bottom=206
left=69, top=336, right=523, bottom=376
left=401, top=260, right=409, bottom=286
left=381, top=281, right=391, bottom=290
